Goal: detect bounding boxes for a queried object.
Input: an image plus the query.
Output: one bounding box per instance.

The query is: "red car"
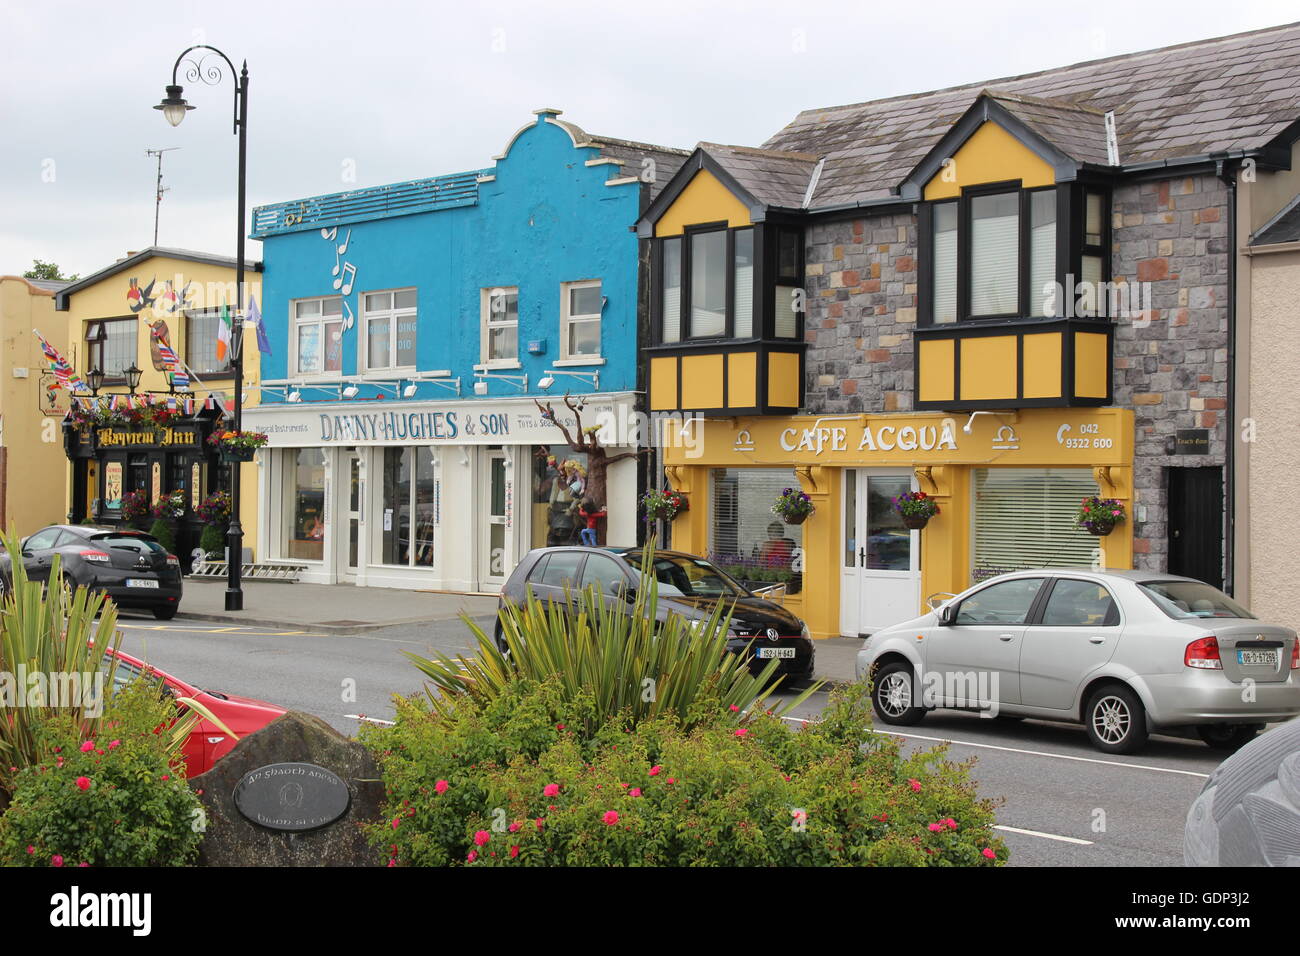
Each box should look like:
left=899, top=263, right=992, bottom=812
left=104, top=647, right=286, bottom=775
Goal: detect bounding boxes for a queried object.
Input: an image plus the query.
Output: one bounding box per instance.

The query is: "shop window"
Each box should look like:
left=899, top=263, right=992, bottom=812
left=284, top=448, right=326, bottom=561
left=127, top=454, right=149, bottom=494
left=293, top=297, right=344, bottom=376
left=481, top=287, right=518, bottom=365
left=380, top=446, right=436, bottom=567
left=186, top=309, right=233, bottom=376
left=85, top=319, right=137, bottom=379
left=709, top=468, right=803, bottom=590
left=561, top=280, right=602, bottom=359
left=971, top=467, right=1099, bottom=583
left=531, top=445, right=589, bottom=548
left=362, top=289, right=418, bottom=373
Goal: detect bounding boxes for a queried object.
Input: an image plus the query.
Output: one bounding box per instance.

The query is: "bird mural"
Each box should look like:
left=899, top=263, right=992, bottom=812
left=126, top=277, right=157, bottom=314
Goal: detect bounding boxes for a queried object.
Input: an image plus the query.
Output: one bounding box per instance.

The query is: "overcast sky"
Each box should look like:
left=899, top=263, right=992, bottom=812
left=2, top=0, right=1295, bottom=277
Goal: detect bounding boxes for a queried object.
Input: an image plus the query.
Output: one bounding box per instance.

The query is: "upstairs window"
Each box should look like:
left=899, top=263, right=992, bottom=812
left=187, top=309, right=233, bottom=376
left=362, top=289, right=418, bottom=372
left=561, top=280, right=602, bottom=359
left=85, top=318, right=136, bottom=379
left=481, top=287, right=519, bottom=364
left=293, top=296, right=343, bottom=376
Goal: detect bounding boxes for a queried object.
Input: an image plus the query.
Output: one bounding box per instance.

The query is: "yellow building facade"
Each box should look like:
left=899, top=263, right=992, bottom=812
left=54, top=249, right=262, bottom=567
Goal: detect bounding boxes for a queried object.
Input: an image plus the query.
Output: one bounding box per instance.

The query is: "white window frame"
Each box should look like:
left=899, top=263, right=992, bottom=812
left=560, top=279, right=602, bottom=361
left=480, top=286, right=519, bottom=366
left=292, top=295, right=345, bottom=379
left=360, top=288, right=417, bottom=375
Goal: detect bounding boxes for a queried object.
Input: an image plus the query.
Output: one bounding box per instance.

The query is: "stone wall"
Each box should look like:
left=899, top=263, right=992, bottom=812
left=799, top=174, right=1231, bottom=573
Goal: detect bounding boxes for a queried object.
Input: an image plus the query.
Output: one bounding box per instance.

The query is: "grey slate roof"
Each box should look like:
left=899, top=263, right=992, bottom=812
left=987, top=92, right=1112, bottom=165
left=23, top=278, right=73, bottom=293
left=698, top=143, right=822, bottom=209
left=548, top=117, right=691, bottom=199
left=763, top=22, right=1300, bottom=207
left=1252, top=193, right=1300, bottom=244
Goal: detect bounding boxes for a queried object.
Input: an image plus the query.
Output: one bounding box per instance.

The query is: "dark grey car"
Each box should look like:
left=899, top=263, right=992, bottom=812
left=0, top=525, right=183, bottom=620
left=498, top=546, right=816, bottom=681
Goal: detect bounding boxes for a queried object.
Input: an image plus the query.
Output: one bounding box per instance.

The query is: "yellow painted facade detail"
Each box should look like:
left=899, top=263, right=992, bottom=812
left=917, top=338, right=956, bottom=403
left=1022, top=333, right=1064, bottom=399
left=766, top=351, right=800, bottom=408
left=649, top=356, right=678, bottom=411
left=727, top=351, right=757, bottom=408
left=959, top=335, right=1018, bottom=401
left=654, top=168, right=752, bottom=238
left=1074, top=331, right=1110, bottom=399
left=680, top=354, right=724, bottom=410
left=923, top=120, right=1056, bottom=200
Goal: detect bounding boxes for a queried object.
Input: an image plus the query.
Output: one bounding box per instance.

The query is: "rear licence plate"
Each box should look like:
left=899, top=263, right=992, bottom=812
left=757, top=647, right=796, bottom=659
left=1238, top=648, right=1279, bottom=666
left=126, top=579, right=159, bottom=589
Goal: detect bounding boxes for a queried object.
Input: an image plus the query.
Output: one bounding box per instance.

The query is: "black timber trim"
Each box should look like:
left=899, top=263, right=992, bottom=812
left=636, top=147, right=766, bottom=239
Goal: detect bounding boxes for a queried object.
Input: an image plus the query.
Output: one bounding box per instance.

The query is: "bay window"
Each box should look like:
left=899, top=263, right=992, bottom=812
left=655, top=225, right=761, bottom=342
left=969, top=190, right=1020, bottom=316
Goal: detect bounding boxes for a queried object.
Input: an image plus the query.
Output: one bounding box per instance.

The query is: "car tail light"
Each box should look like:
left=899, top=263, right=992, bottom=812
left=1292, top=639, right=1299, bottom=670
left=1185, top=636, right=1222, bottom=670
left=166, top=554, right=180, bottom=567
left=79, top=550, right=111, bottom=563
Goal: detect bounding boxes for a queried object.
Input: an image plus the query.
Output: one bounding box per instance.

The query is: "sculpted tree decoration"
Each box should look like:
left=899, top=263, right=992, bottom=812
left=534, top=394, right=643, bottom=509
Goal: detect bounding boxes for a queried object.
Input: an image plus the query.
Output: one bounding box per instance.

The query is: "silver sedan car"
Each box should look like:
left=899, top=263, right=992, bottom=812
left=855, top=569, right=1300, bottom=754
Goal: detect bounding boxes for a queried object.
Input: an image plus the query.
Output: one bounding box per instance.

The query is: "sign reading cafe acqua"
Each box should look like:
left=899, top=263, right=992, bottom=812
left=778, top=420, right=960, bottom=455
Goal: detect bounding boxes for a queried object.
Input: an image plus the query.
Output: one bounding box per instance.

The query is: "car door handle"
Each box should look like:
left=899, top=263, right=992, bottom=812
left=1089, top=636, right=1105, bottom=644
left=998, top=633, right=1015, bottom=642
left=206, top=736, right=226, bottom=744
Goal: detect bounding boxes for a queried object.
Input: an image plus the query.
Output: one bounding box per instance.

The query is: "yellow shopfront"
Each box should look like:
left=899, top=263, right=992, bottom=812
left=663, top=407, right=1134, bottom=639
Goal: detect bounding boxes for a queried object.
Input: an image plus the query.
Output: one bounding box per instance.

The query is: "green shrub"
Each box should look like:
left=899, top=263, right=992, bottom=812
left=199, top=524, right=225, bottom=559
left=148, top=519, right=174, bottom=553
left=406, top=545, right=820, bottom=735
left=0, top=679, right=205, bottom=867
left=363, top=679, right=1006, bottom=867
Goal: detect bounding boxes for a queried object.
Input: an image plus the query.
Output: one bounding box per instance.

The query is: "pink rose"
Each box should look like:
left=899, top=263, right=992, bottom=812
left=508, top=822, right=520, bottom=833
left=982, top=848, right=996, bottom=860
left=535, top=818, right=545, bottom=830
left=928, top=823, right=944, bottom=832
left=387, top=859, right=396, bottom=867
left=467, top=850, right=478, bottom=863
left=648, top=766, right=661, bottom=776
left=391, top=817, right=401, bottom=829
left=909, top=778, right=922, bottom=793
left=75, top=776, right=90, bottom=791
left=602, top=810, right=619, bottom=826
left=51, top=855, right=64, bottom=867
left=734, top=728, right=748, bottom=737
left=629, top=788, right=642, bottom=797
left=729, top=704, right=740, bottom=712
left=80, top=741, right=94, bottom=753
left=944, top=818, right=958, bottom=830
left=474, top=830, right=491, bottom=847
left=434, top=779, right=449, bottom=795
left=509, top=845, right=520, bottom=859
left=25, top=845, right=34, bottom=855
left=667, top=778, right=676, bottom=785
left=543, top=783, right=560, bottom=797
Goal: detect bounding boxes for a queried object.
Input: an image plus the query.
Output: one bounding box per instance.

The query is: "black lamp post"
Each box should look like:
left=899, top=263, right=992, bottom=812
left=87, top=367, right=105, bottom=395
left=124, top=364, right=143, bottom=395
left=156, top=44, right=249, bottom=612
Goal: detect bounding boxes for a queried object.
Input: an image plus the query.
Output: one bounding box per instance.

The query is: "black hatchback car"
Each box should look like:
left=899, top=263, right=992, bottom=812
left=1, top=525, right=183, bottom=619
left=497, top=546, right=815, bottom=681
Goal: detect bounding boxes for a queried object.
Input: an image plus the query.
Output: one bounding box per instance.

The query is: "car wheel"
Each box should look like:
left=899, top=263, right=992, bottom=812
left=1084, top=684, right=1149, bottom=754
left=871, top=662, right=926, bottom=726
left=152, top=606, right=177, bottom=621
left=1197, top=724, right=1261, bottom=751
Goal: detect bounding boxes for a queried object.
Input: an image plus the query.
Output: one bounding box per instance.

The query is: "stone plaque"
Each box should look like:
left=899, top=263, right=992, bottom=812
left=1175, top=429, right=1210, bottom=456
left=233, top=762, right=351, bottom=832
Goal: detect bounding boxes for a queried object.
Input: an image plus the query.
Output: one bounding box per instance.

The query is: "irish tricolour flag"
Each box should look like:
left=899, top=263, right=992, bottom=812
left=216, top=300, right=232, bottom=364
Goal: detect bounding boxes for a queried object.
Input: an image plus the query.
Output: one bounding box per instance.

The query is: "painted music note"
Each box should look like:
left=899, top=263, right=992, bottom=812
left=320, top=226, right=337, bottom=241
left=334, top=262, right=357, bottom=295
left=336, top=229, right=351, bottom=255
left=342, top=300, right=354, bottom=331
left=331, top=248, right=341, bottom=277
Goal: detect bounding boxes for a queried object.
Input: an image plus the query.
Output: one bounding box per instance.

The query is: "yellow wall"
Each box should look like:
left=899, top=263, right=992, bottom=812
left=1022, top=333, right=1063, bottom=399
left=727, top=352, right=757, bottom=408
left=0, top=277, right=73, bottom=535
left=1073, top=331, right=1109, bottom=399
left=924, top=120, right=1056, bottom=200
left=959, top=335, right=1018, bottom=401
left=654, top=168, right=752, bottom=238
left=766, top=351, right=800, bottom=408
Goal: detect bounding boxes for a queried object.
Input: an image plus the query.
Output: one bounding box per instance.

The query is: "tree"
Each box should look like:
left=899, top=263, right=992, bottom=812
left=22, top=260, right=78, bottom=282
left=533, top=394, right=643, bottom=509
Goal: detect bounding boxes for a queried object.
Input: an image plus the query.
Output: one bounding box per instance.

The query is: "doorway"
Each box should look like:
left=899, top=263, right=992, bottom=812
left=479, top=447, right=510, bottom=589
left=1167, top=466, right=1223, bottom=589
left=840, top=469, right=922, bottom=635
left=339, top=447, right=364, bottom=583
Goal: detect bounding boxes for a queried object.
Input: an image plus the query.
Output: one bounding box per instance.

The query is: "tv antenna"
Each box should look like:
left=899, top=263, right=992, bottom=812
left=145, top=147, right=181, bottom=246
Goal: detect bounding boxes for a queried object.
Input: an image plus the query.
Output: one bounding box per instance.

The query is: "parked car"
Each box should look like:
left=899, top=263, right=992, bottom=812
left=498, top=546, right=816, bottom=682
left=0, top=525, right=182, bottom=619
left=103, top=646, right=285, bottom=775
left=856, top=569, right=1300, bottom=754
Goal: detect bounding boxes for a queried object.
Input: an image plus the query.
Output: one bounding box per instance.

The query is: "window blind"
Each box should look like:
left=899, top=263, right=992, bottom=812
left=774, top=285, right=799, bottom=338
left=972, top=468, right=1100, bottom=582
left=1029, top=191, right=1057, bottom=317
left=970, top=193, right=1019, bottom=316
left=710, top=468, right=803, bottom=559
left=933, top=203, right=958, bottom=323
left=661, top=238, right=681, bottom=342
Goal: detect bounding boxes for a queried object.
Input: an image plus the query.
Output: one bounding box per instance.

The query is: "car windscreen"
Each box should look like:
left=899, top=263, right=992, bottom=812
left=1138, top=580, right=1255, bottom=620
left=89, top=533, right=167, bottom=554
left=623, top=553, right=744, bottom=599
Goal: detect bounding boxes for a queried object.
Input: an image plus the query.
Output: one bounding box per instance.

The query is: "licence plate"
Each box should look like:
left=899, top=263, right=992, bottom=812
left=1238, top=648, right=1279, bottom=666
left=126, top=579, right=159, bottom=589
left=756, top=647, right=796, bottom=659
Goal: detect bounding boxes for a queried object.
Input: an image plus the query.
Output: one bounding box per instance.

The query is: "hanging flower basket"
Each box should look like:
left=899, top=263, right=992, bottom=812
left=642, top=489, right=687, bottom=522
left=1077, top=496, right=1126, bottom=536
left=208, top=429, right=268, bottom=462
left=220, top=446, right=257, bottom=463
left=895, top=491, right=939, bottom=530
left=771, top=487, right=814, bottom=525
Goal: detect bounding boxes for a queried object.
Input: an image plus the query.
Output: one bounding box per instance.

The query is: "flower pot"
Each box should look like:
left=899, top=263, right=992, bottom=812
left=901, top=513, right=931, bottom=530
left=782, top=513, right=809, bottom=526
left=220, top=446, right=257, bottom=463
left=1085, top=517, right=1116, bottom=536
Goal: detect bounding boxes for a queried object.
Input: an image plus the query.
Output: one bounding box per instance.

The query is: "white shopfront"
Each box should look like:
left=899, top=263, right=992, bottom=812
left=243, top=393, right=640, bottom=592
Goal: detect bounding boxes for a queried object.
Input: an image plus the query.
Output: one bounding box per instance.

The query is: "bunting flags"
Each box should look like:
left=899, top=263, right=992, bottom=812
left=216, top=300, right=233, bottom=364
left=33, top=330, right=89, bottom=393
left=247, top=294, right=272, bottom=356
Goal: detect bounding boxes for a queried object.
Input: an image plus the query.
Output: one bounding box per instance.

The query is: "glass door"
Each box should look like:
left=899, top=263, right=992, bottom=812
left=841, top=470, right=922, bottom=634
left=340, top=448, right=363, bottom=583
left=480, top=448, right=509, bottom=588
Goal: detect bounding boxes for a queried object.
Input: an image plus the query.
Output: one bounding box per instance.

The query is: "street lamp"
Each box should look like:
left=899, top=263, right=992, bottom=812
left=124, top=364, right=143, bottom=394
left=155, top=44, right=250, bottom=612
left=87, top=367, right=105, bottom=395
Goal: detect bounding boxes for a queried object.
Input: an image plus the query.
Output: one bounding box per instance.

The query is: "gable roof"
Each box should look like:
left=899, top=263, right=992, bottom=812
left=1252, top=193, right=1300, bottom=245
left=764, top=21, right=1300, bottom=207
left=54, top=247, right=262, bottom=311
left=697, top=143, right=823, bottom=209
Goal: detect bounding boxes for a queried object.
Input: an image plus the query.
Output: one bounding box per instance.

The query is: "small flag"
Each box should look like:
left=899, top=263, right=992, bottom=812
left=33, top=330, right=89, bottom=393
left=150, top=323, right=190, bottom=389
left=216, top=300, right=233, bottom=364
left=247, top=294, right=272, bottom=356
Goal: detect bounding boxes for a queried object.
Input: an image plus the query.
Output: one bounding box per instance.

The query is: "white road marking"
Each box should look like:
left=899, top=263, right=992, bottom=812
left=776, top=715, right=1210, bottom=778
left=994, top=825, right=1093, bottom=845
left=346, top=714, right=395, bottom=726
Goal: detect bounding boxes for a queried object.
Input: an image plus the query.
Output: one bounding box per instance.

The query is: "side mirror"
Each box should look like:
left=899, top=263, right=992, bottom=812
left=937, top=604, right=955, bottom=626
left=620, top=584, right=637, bottom=604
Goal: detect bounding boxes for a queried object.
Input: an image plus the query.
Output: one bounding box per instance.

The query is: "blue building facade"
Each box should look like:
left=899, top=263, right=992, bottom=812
left=244, top=109, right=686, bottom=591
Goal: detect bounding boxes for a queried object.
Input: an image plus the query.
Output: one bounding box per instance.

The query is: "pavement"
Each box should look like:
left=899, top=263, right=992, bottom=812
left=175, top=577, right=864, bottom=684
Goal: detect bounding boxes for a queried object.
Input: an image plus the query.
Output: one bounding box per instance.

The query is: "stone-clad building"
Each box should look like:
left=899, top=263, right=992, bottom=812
left=644, top=23, right=1300, bottom=638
